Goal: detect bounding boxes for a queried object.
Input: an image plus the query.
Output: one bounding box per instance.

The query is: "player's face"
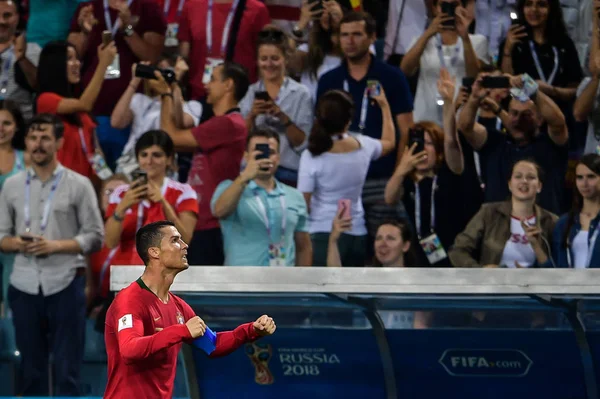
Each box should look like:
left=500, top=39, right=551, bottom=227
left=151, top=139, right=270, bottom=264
left=159, top=226, right=189, bottom=270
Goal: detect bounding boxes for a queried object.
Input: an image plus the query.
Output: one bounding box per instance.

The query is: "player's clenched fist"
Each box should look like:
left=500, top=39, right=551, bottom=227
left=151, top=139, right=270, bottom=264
left=186, top=316, right=207, bottom=338
left=253, top=315, right=276, bottom=336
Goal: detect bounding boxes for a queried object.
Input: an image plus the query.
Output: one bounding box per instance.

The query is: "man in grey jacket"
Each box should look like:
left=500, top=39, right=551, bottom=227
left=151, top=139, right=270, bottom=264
left=0, top=113, right=104, bottom=396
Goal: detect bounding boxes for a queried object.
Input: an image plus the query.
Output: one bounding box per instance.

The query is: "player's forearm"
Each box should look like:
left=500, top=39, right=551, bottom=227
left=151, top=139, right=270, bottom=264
left=209, top=323, right=259, bottom=358
left=120, top=324, right=190, bottom=363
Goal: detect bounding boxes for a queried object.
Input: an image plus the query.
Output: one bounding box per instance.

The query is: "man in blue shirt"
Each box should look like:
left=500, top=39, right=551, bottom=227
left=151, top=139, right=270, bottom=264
left=316, top=11, right=414, bottom=257
left=211, top=129, right=312, bottom=266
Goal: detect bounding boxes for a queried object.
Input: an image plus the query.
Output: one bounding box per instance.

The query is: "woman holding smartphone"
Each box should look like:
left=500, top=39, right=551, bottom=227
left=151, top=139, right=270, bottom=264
left=499, top=0, right=582, bottom=105
left=550, top=154, right=600, bottom=268
left=297, top=89, right=395, bottom=267
left=400, top=0, right=488, bottom=125
left=384, top=71, right=464, bottom=267
left=239, top=26, right=314, bottom=186
left=36, top=40, right=117, bottom=183
left=104, top=130, right=198, bottom=265
left=449, top=159, right=557, bottom=268
left=327, top=216, right=416, bottom=268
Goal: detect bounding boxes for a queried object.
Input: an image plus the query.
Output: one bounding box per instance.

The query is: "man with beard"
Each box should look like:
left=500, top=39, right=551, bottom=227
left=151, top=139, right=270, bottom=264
left=316, top=11, right=414, bottom=262
left=0, top=0, right=40, bottom=120
left=457, top=73, right=569, bottom=214
left=0, top=113, right=104, bottom=396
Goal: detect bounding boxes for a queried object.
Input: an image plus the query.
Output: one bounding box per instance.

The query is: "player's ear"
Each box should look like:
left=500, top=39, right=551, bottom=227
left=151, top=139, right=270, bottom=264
left=148, top=246, right=160, bottom=260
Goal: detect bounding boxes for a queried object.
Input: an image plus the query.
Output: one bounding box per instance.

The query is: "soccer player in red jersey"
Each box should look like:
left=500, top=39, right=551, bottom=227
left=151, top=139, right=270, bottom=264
left=103, top=220, right=276, bottom=398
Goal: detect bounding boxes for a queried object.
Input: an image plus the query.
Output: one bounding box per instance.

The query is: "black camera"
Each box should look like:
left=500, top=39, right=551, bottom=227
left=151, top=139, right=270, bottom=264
left=134, top=64, right=176, bottom=85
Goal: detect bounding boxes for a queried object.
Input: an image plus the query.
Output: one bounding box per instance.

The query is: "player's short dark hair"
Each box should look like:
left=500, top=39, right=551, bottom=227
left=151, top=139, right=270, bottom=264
left=220, top=61, right=249, bottom=102
left=136, top=220, right=175, bottom=265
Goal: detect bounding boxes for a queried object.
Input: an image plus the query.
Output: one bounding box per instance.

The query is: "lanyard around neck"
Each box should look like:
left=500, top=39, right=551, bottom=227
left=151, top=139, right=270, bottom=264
left=104, top=0, right=134, bottom=36
left=164, top=0, right=186, bottom=18
left=24, top=169, right=63, bottom=234
left=528, top=41, right=559, bottom=85
left=436, top=34, right=462, bottom=71
left=414, top=175, right=438, bottom=239
left=343, top=80, right=369, bottom=131
left=206, top=0, right=240, bottom=57
left=254, top=190, right=287, bottom=246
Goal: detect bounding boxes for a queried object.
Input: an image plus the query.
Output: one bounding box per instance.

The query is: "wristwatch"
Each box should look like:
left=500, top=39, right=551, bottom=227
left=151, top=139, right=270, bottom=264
left=292, top=25, right=304, bottom=39
left=124, top=24, right=134, bottom=37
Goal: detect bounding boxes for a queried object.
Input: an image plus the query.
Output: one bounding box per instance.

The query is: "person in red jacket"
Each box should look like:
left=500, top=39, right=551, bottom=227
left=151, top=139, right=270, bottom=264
left=103, top=220, right=276, bottom=398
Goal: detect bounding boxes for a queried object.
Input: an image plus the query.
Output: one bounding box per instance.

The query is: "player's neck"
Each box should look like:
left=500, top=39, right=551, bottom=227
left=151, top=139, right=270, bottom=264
left=140, top=270, right=176, bottom=303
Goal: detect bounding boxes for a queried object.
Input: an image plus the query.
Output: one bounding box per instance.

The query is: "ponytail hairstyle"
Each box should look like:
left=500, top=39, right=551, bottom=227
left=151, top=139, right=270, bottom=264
left=308, top=90, right=354, bottom=156
left=562, top=154, right=600, bottom=249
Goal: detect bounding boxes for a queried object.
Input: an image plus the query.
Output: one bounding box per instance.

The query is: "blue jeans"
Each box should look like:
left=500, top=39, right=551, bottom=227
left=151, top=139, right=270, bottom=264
left=8, top=274, right=86, bottom=396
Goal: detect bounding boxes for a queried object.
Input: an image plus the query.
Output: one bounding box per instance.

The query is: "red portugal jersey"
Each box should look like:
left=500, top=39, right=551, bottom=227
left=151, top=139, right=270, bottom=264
left=104, top=278, right=260, bottom=399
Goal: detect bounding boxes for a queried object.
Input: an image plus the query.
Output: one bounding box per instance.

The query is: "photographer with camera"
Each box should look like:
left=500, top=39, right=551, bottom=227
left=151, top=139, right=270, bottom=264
left=104, top=130, right=198, bottom=265
left=111, top=55, right=201, bottom=178
left=384, top=70, right=464, bottom=267
left=456, top=72, right=568, bottom=214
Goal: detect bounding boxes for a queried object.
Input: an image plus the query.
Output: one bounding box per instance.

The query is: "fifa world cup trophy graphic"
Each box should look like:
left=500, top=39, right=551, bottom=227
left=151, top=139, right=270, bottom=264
left=246, top=342, right=275, bottom=385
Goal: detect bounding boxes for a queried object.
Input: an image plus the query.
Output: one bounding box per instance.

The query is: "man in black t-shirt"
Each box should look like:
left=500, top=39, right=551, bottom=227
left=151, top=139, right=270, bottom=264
left=457, top=73, right=568, bottom=214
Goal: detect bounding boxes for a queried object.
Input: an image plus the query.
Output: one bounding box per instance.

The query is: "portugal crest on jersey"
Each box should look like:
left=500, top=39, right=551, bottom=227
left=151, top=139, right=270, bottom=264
left=176, top=311, right=185, bottom=324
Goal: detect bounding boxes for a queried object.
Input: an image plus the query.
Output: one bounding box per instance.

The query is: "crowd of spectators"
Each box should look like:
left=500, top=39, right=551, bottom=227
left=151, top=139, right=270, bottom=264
left=0, top=0, right=599, bottom=395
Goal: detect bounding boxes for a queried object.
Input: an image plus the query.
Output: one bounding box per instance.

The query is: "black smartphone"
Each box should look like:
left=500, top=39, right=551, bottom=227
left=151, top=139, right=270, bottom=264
left=312, top=0, right=323, bottom=11
left=462, top=77, right=475, bottom=89
left=102, top=30, right=112, bottom=46
left=255, top=143, right=270, bottom=171
left=511, top=13, right=523, bottom=25
left=409, top=128, right=425, bottom=154
left=481, top=76, right=510, bottom=89
left=255, top=143, right=270, bottom=160
left=440, top=2, right=457, bottom=27
left=254, top=91, right=271, bottom=102
left=20, top=235, right=35, bottom=242
left=131, top=169, right=148, bottom=187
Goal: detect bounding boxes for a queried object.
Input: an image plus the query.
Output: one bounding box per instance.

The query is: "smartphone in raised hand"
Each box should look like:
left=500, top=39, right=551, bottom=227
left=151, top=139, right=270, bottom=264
left=255, top=143, right=270, bottom=171
left=409, top=127, right=425, bottom=154
left=337, top=199, right=351, bottom=219
left=440, top=2, right=457, bottom=27
left=102, top=30, right=112, bottom=46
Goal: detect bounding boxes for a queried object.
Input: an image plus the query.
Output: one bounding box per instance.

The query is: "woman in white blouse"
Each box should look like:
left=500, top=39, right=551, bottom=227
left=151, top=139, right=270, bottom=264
left=297, top=89, right=395, bottom=267
left=110, top=55, right=201, bottom=178
left=240, top=26, right=314, bottom=186
left=401, top=0, right=488, bottom=125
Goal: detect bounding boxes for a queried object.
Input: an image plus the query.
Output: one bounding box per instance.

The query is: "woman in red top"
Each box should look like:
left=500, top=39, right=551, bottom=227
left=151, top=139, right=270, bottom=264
left=36, top=40, right=116, bottom=182
left=104, top=129, right=199, bottom=265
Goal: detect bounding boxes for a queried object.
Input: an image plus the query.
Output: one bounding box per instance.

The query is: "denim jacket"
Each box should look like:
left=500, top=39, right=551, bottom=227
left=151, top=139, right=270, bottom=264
left=550, top=212, right=600, bottom=268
